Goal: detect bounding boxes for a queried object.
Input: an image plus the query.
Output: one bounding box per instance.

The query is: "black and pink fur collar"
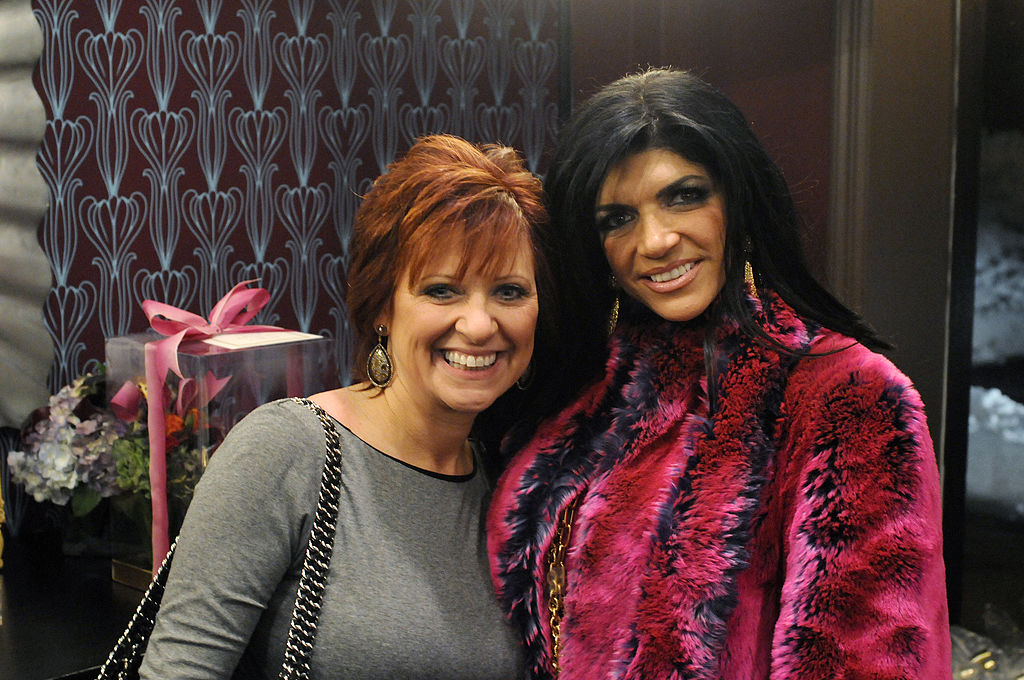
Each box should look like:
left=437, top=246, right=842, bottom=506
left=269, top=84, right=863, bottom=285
left=488, top=292, right=814, bottom=678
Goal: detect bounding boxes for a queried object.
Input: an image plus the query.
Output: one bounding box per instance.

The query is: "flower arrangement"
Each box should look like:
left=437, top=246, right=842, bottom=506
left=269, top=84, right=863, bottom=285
left=6, top=366, right=207, bottom=520
left=7, top=369, right=120, bottom=514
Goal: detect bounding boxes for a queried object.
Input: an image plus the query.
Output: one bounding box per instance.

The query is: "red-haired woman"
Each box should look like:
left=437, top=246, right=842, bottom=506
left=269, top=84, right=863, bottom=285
left=140, top=135, right=549, bottom=679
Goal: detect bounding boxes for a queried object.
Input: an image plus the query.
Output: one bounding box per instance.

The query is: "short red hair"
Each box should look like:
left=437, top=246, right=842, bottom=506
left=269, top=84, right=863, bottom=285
left=345, top=134, right=548, bottom=382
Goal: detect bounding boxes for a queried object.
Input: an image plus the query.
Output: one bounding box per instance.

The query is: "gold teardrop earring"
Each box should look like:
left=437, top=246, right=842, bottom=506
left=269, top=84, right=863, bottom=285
left=607, top=276, right=620, bottom=336
left=743, top=238, right=758, bottom=298
left=366, top=324, right=394, bottom=388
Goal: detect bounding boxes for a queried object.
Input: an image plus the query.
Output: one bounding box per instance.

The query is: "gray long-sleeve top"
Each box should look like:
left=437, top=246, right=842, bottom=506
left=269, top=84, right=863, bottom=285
left=140, top=398, right=523, bottom=679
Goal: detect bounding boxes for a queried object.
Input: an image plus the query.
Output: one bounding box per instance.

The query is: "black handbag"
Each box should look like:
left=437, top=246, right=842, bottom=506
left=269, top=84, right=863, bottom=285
left=97, top=397, right=344, bottom=680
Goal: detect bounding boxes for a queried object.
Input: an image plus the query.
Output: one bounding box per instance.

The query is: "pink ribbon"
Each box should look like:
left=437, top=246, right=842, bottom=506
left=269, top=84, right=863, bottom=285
left=128, top=280, right=281, bottom=572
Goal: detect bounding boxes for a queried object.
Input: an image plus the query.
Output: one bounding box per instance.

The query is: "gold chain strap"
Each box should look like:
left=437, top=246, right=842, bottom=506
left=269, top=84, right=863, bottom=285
left=545, top=494, right=582, bottom=675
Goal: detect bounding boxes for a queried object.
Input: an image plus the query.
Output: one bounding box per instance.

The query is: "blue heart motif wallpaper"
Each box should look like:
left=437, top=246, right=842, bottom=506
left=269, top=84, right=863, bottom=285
left=31, top=0, right=562, bottom=389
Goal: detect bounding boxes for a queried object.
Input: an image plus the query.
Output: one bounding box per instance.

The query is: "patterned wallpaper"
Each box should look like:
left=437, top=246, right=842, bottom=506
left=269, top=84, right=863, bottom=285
left=31, top=0, right=562, bottom=389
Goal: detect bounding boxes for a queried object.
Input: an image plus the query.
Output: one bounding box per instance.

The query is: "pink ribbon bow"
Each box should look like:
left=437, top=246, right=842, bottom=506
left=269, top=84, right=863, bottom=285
left=120, top=280, right=281, bottom=572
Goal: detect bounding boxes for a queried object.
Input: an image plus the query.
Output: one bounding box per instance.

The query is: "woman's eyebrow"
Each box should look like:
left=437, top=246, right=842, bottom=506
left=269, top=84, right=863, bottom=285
left=654, top=174, right=705, bottom=202
left=594, top=201, right=627, bottom=214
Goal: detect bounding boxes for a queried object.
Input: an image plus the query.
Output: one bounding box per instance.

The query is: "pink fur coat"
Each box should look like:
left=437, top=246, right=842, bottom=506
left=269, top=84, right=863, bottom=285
left=488, top=293, right=950, bottom=679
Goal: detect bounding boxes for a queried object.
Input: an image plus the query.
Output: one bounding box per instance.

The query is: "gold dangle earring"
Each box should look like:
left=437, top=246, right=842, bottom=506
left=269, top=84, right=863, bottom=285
left=607, top=276, right=620, bottom=336
left=367, top=324, right=394, bottom=388
left=744, top=238, right=758, bottom=298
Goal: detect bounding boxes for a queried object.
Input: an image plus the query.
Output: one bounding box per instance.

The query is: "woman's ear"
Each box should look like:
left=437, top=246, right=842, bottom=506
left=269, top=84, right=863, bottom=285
left=374, top=296, right=395, bottom=332
left=374, top=307, right=394, bottom=333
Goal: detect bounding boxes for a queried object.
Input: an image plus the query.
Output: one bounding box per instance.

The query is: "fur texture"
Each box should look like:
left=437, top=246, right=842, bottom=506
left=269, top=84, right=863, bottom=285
left=488, top=293, right=950, bottom=679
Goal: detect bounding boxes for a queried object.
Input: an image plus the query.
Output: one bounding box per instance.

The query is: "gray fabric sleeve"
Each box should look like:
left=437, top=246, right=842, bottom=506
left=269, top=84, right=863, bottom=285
left=139, top=399, right=325, bottom=679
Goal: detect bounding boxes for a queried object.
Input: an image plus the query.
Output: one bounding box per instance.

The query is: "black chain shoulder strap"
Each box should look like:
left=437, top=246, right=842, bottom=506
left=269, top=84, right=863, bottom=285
left=96, top=538, right=178, bottom=679
left=279, top=397, right=343, bottom=679
left=96, top=397, right=343, bottom=680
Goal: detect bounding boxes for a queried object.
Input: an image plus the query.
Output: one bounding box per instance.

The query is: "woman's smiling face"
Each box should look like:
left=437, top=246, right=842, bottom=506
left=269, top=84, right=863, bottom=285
left=383, top=233, right=538, bottom=417
left=596, top=148, right=727, bottom=323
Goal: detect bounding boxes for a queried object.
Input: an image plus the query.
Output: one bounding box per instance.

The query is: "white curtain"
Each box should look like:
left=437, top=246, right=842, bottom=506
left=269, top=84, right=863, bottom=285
left=0, top=0, right=52, bottom=427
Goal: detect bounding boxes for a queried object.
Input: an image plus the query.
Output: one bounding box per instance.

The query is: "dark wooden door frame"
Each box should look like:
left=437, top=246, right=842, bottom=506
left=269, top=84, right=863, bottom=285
left=828, top=0, right=982, bottom=625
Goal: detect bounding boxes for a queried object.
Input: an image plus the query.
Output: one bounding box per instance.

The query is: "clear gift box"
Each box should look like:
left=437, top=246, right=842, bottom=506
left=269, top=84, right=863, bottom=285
left=104, top=330, right=337, bottom=586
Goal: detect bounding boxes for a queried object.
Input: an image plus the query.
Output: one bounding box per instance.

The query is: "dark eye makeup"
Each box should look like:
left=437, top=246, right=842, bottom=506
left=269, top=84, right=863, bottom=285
left=658, top=176, right=713, bottom=207
left=595, top=210, right=633, bottom=234
left=595, top=175, right=714, bottom=234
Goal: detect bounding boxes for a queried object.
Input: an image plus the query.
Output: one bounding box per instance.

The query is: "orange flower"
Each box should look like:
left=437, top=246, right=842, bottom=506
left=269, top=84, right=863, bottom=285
left=165, top=413, right=185, bottom=435
left=165, top=413, right=186, bottom=448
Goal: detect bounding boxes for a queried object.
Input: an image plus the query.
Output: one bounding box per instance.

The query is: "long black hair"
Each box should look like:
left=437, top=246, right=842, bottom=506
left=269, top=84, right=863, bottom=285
left=527, top=67, right=889, bottom=421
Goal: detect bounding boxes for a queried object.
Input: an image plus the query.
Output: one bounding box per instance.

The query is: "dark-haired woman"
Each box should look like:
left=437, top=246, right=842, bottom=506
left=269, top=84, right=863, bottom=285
left=488, top=69, right=950, bottom=679
left=140, top=135, right=550, bottom=679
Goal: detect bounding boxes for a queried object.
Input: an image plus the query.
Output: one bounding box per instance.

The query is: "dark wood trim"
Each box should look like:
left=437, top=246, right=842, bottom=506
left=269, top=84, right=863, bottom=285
left=943, top=0, right=987, bottom=626
left=828, top=0, right=984, bottom=626
left=827, top=0, right=871, bottom=311
left=831, top=2, right=957, bottom=452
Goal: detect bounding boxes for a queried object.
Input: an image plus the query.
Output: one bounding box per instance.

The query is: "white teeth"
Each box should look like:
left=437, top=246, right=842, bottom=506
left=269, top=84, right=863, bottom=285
left=443, top=351, right=497, bottom=369
left=649, top=262, right=695, bottom=283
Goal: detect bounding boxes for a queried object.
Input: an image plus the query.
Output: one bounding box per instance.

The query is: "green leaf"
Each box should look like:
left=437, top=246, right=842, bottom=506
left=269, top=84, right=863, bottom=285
left=71, top=486, right=102, bottom=517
